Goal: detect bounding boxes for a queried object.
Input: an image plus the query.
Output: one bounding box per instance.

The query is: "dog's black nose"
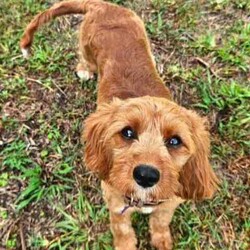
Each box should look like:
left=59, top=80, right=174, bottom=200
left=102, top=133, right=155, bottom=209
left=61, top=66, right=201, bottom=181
left=133, top=165, right=160, bottom=188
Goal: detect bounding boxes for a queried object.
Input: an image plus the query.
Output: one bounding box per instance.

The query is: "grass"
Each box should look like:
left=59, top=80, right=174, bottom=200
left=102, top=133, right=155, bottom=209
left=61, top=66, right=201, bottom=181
left=0, top=0, right=249, bottom=249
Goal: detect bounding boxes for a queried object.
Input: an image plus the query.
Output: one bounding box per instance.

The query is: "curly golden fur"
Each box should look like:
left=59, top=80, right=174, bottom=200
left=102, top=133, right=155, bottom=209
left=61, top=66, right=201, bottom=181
left=20, top=1, right=218, bottom=249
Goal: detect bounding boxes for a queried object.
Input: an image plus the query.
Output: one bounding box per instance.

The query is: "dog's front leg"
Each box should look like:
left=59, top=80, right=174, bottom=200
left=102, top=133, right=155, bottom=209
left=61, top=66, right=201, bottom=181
left=109, top=211, right=137, bottom=250
left=149, top=209, right=174, bottom=250
left=101, top=182, right=137, bottom=250
left=149, top=197, right=183, bottom=250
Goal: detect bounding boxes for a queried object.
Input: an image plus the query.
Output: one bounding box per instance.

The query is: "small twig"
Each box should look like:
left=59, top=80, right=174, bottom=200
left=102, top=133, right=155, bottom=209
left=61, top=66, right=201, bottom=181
left=51, top=80, right=69, bottom=101
left=194, top=56, right=210, bottom=68
left=26, top=78, right=53, bottom=91
left=165, top=48, right=175, bottom=62
left=27, top=77, right=69, bottom=100
left=183, top=32, right=195, bottom=41
left=0, top=220, right=13, bottom=239
left=26, top=77, right=43, bottom=85
left=11, top=54, right=24, bottom=61
left=46, top=231, right=72, bottom=248
left=194, top=57, right=223, bottom=80
left=19, top=222, right=27, bottom=250
left=157, top=46, right=170, bottom=54
left=0, top=218, right=19, bottom=241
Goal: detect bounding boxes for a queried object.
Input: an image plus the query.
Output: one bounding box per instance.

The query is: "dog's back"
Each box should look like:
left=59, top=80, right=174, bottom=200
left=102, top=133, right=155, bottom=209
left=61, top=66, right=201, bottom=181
left=20, top=0, right=146, bottom=58
left=20, top=0, right=171, bottom=101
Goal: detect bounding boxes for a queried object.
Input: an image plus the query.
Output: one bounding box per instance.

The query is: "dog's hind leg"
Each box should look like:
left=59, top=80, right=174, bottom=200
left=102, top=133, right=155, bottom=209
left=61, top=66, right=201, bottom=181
left=76, top=41, right=97, bottom=81
left=76, top=61, right=94, bottom=81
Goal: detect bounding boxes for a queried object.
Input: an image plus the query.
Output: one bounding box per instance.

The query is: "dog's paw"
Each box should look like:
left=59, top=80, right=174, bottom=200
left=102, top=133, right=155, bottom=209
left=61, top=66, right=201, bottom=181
left=76, top=70, right=93, bottom=81
left=151, top=231, right=173, bottom=250
left=21, top=48, right=30, bottom=59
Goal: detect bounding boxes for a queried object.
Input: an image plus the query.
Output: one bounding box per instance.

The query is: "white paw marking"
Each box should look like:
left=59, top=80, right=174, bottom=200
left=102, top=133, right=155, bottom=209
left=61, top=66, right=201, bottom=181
left=21, top=48, right=30, bottom=59
left=76, top=70, right=91, bottom=81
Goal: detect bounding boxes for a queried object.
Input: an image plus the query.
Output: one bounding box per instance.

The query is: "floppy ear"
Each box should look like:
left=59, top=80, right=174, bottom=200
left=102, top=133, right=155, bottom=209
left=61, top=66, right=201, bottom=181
left=179, top=112, right=219, bottom=200
left=83, top=102, right=119, bottom=179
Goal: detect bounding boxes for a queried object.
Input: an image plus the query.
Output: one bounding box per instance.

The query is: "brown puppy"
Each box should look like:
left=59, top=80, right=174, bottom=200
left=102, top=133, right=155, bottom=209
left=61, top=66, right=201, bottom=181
left=20, top=1, right=218, bottom=249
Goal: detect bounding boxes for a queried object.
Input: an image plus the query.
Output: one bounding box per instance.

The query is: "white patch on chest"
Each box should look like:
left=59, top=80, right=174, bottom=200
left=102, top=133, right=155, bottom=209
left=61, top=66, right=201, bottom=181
left=140, top=206, right=154, bottom=214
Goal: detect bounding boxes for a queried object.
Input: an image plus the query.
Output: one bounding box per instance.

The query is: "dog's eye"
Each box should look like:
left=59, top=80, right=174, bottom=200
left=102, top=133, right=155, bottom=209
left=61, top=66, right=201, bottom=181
left=121, top=126, right=137, bottom=140
left=165, top=136, right=182, bottom=148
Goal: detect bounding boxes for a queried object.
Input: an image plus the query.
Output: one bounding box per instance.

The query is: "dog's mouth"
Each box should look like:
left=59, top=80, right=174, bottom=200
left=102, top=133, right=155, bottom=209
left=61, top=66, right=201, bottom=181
left=120, top=195, right=167, bottom=214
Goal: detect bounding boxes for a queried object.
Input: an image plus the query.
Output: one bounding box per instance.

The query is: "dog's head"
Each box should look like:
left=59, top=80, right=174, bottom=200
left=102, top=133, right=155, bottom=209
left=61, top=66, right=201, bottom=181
left=83, top=96, right=218, bottom=202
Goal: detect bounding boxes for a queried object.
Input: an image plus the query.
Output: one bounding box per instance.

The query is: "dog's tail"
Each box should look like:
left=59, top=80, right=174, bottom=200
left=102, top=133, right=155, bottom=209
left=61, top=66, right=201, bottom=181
left=20, top=0, right=96, bottom=58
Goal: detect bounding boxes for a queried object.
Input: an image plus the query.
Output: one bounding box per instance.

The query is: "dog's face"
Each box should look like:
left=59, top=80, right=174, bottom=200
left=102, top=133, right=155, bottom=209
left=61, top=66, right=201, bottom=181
left=83, top=96, right=218, bottom=202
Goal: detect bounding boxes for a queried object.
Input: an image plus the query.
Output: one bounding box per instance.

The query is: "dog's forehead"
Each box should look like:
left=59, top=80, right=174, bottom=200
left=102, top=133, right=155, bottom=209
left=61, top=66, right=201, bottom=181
left=117, top=96, right=178, bottom=112
left=114, top=96, right=185, bottom=121
left=111, top=96, right=191, bottom=133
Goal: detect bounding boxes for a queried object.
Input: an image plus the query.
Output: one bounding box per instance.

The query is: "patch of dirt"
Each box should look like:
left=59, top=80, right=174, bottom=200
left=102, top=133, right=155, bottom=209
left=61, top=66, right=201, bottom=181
left=228, top=156, right=250, bottom=186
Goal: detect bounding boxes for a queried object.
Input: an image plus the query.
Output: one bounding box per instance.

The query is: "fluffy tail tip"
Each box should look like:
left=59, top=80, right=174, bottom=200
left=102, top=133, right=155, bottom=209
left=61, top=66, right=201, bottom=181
left=21, top=47, right=30, bottom=59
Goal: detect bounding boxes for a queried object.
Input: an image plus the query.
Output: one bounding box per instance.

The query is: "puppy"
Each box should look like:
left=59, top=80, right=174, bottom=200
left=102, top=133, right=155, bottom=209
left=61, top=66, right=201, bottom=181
left=20, top=1, right=218, bottom=249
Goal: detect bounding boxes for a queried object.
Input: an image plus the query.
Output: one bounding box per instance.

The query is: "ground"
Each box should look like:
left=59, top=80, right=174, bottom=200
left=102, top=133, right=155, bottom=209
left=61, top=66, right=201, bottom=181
left=0, top=0, right=249, bottom=249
